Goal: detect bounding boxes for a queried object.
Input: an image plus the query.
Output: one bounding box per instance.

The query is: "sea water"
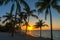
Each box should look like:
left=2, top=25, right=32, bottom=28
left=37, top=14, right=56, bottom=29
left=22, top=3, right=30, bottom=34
left=27, top=30, right=60, bottom=40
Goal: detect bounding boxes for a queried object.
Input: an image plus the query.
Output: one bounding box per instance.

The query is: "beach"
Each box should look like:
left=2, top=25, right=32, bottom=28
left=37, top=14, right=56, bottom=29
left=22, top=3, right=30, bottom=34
left=0, top=32, right=51, bottom=40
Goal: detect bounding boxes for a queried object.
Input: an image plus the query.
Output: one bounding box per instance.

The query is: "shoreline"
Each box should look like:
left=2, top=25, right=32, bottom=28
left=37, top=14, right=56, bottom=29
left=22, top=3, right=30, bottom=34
left=0, top=32, right=51, bottom=40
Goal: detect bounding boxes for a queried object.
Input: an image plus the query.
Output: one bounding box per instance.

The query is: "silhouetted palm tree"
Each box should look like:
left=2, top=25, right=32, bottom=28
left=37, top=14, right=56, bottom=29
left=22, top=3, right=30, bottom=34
left=23, top=21, right=30, bottom=33
left=4, top=22, right=12, bottom=32
left=18, top=12, right=29, bottom=33
left=0, top=0, right=5, bottom=6
left=2, top=4, right=15, bottom=36
left=2, top=4, right=14, bottom=23
left=35, top=0, right=60, bottom=40
left=23, top=8, right=38, bottom=33
left=34, top=20, right=48, bottom=37
left=22, top=3, right=38, bottom=33
left=0, top=0, right=29, bottom=23
left=17, top=12, right=26, bottom=33
left=0, top=0, right=30, bottom=35
left=24, top=7, right=38, bottom=22
left=0, top=0, right=29, bottom=18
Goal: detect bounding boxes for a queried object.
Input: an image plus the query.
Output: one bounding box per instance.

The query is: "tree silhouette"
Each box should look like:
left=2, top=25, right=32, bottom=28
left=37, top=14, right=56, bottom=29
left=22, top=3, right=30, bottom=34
left=4, top=22, right=12, bottom=32
left=35, top=0, right=60, bottom=40
left=0, top=0, right=30, bottom=36
left=2, top=4, right=15, bottom=36
left=34, top=20, right=48, bottom=37
left=17, top=12, right=27, bottom=33
left=23, top=8, right=38, bottom=33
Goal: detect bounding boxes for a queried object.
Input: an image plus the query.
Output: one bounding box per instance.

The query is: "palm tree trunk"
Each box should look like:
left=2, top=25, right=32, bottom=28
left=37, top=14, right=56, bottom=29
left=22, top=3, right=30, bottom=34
left=26, top=25, right=28, bottom=34
left=11, top=8, right=17, bottom=37
left=49, top=8, right=53, bottom=40
left=26, top=16, right=30, bottom=34
left=40, top=27, right=42, bottom=37
left=12, top=10, right=17, bottom=37
left=19, top=23, right=21, bottom=34
left=9, top=19, right=13, bottom=37
left=11, top=28, right=14, bottom=37
left=11, top=24, right=15, bottom=37
left=28, top=16, right=30, bottom=23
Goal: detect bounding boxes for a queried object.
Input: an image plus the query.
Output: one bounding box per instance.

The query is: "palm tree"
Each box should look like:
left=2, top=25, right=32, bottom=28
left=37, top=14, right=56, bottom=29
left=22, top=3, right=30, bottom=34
left=0, top=0, right=30, bottom=35
left=35, top=0, right=60, bottom=40
left=16, top=11, right=30, bottom=34
left=2, top=4, right=14, bottom=23
left=0, top=0, right=5, bottom=6
left=0, top=0, right=29, bottom=24
left=17, top=12, right=26, bottom=33
left=18, top=11, right=29, bottom=33
left=23, top=9, right=38, bottom=33
left=23, top=4, right=38, bottom=33
left=4, top=22, right=12, bottom=32
left=34, top=20, right=48, bottom=37
left=23, top=21, right=29, bottom=33
left=24, top=6, right=38, bottom=22
left=0, top=0, right=29, bottom=18
left=2, top=4, right=15, bottom=36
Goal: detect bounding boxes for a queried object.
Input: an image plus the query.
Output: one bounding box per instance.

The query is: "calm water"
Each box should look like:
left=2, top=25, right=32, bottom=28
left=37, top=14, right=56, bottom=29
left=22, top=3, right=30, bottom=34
left=27, top=30, right=60, bottom=40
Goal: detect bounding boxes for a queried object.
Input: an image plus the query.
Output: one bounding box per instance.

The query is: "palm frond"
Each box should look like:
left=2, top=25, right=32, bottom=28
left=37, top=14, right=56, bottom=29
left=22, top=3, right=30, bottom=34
left=16, top=1, right=21, bottom=13
left=2, top=18, right=8, bottom=23
left=43, top=24, right=48, bottom=27
left=10, top=4, right=14, bottom=13
left=53, top=5, right=60, bottom=13
left=45, top=8, right=49, bottom=20
left=31, top=14, right=38, bottom=19
left=4, top=0, right=10, bottom=5
left=35, top=2, right=44, bottom=8
left=34, top=25, right=39, bottom=28
left=22, top=21, right=30, bottom=26
left=20, top=0, right=30, bottom=10
left=30, top=10, right=36, bottom=13
left=3, top=15, right=8, bottom=18
left=34, top=20, right=48, bottom=28
left=38, top=6, right=45, bottom=13
left=0, top=0, right=4, bottom=6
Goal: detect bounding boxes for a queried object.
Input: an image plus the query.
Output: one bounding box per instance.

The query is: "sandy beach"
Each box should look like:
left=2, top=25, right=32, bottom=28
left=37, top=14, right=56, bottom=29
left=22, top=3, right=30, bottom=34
left=0, top=32, right=51, bottom=40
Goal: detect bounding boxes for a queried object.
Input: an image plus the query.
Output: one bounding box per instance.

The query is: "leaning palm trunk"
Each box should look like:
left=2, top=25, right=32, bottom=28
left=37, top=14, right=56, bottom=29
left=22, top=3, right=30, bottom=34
left=10, top=16, right=14, bottom=36
left=19, top=23, right=22, bottom=34
left=11, top=23, right=15, bottom=36
left=26, top=25, right=28, bottom=34
left=40, top=27, right=42, bottom=37
left=49, top=8, right=53, bottom=40
left=11, top=27, right=14, bottom=36
left=11, top=10, right=17, bottom=37
left=26, top=16, right=30, bottom=34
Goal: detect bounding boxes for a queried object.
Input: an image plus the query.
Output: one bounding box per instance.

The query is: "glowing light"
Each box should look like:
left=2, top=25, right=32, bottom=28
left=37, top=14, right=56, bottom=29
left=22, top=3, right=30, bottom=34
left=28, top=26, right=33, bottom=30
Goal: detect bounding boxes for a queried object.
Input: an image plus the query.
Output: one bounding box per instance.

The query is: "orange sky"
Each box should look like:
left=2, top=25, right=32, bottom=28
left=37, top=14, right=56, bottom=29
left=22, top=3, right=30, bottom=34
left=21, top=21, right=60, bottom=30
left=0, top=19, right=60, bottom=30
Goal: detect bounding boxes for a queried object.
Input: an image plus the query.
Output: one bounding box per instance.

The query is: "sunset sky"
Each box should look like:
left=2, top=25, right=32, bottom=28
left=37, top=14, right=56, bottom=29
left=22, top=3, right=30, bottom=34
left=0, top=0, right=60, bottom=30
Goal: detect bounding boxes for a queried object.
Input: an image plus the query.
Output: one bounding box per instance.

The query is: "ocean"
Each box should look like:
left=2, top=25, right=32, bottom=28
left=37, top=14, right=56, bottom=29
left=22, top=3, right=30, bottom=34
left=27, top=30, right=60, bottom=40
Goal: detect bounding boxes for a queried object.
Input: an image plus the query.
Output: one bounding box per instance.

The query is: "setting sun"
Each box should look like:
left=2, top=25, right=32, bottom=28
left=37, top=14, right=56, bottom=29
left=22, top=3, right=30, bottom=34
left=28, top=26, right=33, bottom=30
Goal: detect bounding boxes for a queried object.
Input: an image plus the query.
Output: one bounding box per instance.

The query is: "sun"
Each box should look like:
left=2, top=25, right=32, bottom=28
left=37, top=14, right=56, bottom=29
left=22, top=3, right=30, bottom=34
left=28, top=26, right=33, bottom=30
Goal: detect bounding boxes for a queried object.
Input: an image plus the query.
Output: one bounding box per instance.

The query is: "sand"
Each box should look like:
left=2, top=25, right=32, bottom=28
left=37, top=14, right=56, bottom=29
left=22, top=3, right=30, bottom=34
left=0, top=32, right=51, bottom=40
